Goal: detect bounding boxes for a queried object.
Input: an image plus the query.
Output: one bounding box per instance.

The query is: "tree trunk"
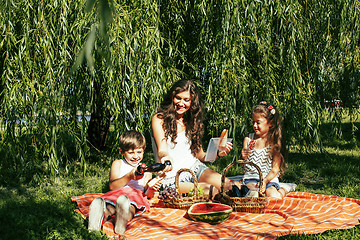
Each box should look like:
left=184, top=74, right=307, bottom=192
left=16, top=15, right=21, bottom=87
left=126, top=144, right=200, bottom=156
left=87, top=110, right=111, bottom=151
left=87, top=71, right=111, bottom=151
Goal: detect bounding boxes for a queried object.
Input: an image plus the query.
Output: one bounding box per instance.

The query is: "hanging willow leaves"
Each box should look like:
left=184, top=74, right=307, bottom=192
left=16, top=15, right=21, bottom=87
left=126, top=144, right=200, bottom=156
left=0, top=0, right=359, bottom=184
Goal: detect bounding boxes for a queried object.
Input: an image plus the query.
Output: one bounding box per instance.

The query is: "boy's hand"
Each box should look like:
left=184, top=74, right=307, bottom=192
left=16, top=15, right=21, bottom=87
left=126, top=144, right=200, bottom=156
left=131, top=168, right=144, bottom=180
left=147, top=173, right=166, bottom=190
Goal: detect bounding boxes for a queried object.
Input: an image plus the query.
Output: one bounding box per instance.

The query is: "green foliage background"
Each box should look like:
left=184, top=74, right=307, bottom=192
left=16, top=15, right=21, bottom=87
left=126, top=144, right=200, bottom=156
left=0, top=0, right=359, bottom=185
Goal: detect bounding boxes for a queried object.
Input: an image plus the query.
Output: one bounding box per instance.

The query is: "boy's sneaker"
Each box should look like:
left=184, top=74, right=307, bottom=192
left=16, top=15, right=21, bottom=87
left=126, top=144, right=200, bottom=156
left=88, top=197, right=105, bottom=232
left=115, top=195, right=130, bottom=235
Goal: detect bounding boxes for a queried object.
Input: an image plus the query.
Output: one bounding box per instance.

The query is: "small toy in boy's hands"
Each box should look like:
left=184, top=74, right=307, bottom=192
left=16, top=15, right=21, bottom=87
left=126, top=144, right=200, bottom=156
left=147, top=172, right=166, bottom=190
left=135, top=163, right=147, bottom=175
left=146, top=160, right=171, bottom=172
left=135, top=161, right=172, bottom=175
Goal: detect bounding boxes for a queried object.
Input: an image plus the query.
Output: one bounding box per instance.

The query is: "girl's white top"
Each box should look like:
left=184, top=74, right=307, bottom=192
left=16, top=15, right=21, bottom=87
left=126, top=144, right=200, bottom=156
left=243, top=133, right=279, bottom=183
left=119, top=159, right=146, bottom=192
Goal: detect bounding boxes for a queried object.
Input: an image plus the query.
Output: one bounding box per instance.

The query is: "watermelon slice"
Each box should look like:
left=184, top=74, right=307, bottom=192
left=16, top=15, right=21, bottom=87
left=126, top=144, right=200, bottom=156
left=187, top=202, right=232, bottom=224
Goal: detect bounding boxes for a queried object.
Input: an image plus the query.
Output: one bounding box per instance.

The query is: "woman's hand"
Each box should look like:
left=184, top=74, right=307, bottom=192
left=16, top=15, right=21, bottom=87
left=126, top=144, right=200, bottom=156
left=218, top=142, right=233, bottom=157
left=159, top=155, right=173, bottom=174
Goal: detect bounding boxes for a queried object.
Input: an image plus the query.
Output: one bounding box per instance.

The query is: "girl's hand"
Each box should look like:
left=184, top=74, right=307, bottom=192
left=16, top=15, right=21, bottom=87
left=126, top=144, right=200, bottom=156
left=259, top=180, right=267, bottom=193
left=241, top=147, right=251, bottom=159
left=218, top=142, right=233, bottom=157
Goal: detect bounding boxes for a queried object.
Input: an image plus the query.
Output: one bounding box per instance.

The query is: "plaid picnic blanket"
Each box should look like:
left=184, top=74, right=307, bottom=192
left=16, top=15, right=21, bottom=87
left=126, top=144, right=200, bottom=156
left=71, top=192, right=360, bottom=239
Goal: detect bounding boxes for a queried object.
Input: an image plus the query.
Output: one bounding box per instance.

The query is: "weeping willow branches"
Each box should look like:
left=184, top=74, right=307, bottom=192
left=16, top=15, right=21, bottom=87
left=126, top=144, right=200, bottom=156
left=0, top=0, right=359, bottom=184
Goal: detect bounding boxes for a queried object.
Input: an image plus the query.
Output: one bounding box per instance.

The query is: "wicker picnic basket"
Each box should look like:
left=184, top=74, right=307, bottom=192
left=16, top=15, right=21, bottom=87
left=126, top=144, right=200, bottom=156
left=216, top=159, right=267, bottom=213
left=162, top=168, right=209, bottom=210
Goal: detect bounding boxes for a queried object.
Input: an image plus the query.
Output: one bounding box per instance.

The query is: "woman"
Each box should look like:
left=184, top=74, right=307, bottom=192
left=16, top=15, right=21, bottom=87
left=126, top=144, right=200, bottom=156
left=151, top=80, right=233, bottom=195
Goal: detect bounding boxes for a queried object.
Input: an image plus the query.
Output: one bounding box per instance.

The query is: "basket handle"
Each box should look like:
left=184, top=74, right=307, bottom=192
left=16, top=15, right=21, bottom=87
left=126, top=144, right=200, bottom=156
left=220, top=159, right=264, bottom=196
left=174, top=168, right=199, bottom=197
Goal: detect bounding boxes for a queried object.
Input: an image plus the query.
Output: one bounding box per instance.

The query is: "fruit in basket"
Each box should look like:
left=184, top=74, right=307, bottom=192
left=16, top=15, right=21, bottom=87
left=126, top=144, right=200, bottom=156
left=158, top=187, right=179, bottom=200
left=187, top=202, right=232, bottom=224
left=187, top=186, right=204, bottom=197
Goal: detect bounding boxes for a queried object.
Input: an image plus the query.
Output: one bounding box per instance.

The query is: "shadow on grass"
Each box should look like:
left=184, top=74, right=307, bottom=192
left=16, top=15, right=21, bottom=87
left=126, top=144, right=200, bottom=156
left=0, top=187, right=107, bottom=240
left=320, top=121, right=360, bottom=151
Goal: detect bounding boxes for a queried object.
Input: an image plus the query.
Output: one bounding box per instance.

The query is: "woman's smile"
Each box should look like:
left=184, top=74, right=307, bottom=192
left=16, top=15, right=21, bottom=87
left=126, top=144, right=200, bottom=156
left=173, top=90, right=191, bottom=117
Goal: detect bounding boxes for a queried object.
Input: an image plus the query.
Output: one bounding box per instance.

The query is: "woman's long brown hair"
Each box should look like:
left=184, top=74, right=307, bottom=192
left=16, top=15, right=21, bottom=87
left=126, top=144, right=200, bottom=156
left=156, top=80, right=204, bottom=156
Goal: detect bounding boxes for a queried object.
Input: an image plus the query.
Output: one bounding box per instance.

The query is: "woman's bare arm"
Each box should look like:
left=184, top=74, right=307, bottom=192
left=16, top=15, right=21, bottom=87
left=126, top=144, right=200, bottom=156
left=151, top=114, right=173, bottom=172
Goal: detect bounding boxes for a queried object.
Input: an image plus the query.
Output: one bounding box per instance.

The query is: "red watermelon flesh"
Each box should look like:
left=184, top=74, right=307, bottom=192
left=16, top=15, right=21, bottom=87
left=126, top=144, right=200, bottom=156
left=188, top=202, right=232, bottom=224
left=190, top=203, right=231, bottom=213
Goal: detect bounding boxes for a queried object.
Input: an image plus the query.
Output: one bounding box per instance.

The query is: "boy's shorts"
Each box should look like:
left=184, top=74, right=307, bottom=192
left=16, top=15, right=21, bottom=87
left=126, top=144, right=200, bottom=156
left=244, top=178, right=281, bottom=190
left=101, top=186, right=149, bottom=216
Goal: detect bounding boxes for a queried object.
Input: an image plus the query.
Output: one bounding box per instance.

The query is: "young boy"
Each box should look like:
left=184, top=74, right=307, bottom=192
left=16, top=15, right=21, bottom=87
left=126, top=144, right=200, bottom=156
left=88, top=130, right=164, bottom=234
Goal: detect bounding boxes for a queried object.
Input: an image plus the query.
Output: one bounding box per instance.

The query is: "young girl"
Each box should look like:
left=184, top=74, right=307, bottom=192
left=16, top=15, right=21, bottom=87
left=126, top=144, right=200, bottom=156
left=88, top=130, right=163, bottom=234
left=151, top=79, right=234, bottom=195
left=241, top=101, right=287, bottom=198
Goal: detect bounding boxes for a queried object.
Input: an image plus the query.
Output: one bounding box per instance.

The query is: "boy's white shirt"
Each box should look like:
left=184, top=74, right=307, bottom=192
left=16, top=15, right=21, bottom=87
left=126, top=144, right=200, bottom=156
left=119, top=159, right=146, bottom=192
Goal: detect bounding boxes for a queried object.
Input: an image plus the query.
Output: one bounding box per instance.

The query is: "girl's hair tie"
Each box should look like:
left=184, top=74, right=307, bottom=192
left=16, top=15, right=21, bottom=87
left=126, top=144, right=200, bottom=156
left=260, top=101, right=276, bottom=115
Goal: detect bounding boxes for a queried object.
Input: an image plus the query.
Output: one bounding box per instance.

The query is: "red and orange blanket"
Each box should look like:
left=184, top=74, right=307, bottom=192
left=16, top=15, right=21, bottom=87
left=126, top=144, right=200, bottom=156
left=72, top=191, right=360, bottom=239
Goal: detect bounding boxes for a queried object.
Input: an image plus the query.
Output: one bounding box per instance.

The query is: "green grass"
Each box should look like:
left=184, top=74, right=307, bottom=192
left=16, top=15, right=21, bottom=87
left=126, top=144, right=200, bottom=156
left=0, top=115, right=359, bottom=239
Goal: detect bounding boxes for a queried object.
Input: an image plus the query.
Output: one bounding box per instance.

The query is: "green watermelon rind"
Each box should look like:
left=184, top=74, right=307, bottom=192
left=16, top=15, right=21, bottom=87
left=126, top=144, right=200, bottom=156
left=188, top=203, right=233, bottom=224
